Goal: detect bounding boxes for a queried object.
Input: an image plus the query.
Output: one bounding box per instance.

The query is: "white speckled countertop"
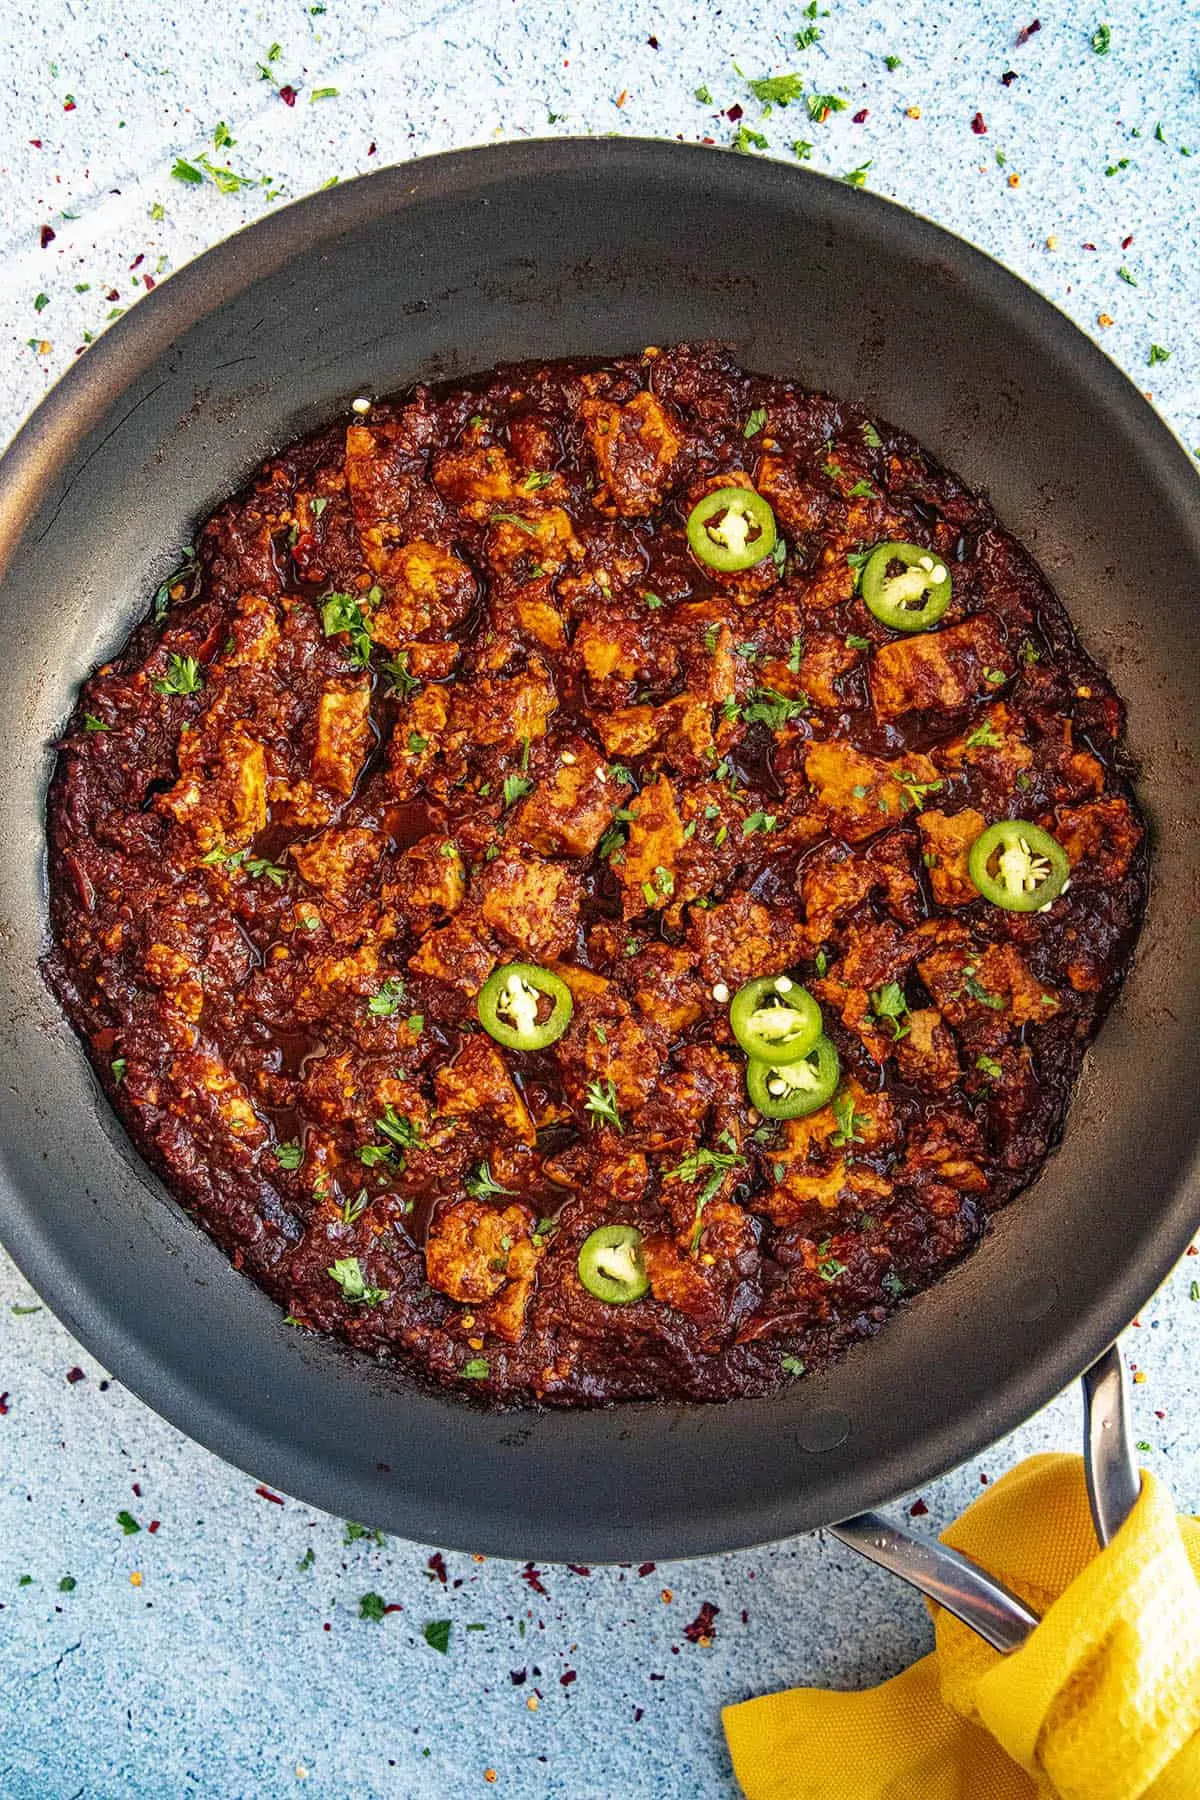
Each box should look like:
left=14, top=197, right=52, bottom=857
left=1, top=3, right=1197, bottom=1796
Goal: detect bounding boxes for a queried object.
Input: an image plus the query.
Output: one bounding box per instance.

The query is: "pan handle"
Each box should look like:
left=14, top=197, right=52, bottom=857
left=829, top=1342, right=1139, bottom=1652
left=828, top=1512, right=1040, bottom=1652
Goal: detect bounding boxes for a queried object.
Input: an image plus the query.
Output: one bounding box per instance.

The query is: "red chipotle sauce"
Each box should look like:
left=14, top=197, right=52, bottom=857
left=43, top=344, right=1147, bottom=1405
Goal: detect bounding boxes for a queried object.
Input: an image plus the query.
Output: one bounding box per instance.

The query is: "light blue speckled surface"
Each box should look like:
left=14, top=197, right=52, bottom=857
left=0, top=3, right=1197, bottom=1796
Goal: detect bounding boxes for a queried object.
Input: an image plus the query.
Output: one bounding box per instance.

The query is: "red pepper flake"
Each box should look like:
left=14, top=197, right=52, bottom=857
left=1015, top=19, right=1041, bottom=47
left=510, top=1668, right=527, bottom=1685
left=853, top=109, right=869, bottom=123
left=1188, top=1244, right=1198, bottom=1256
left=278, top=85, right=298, bottom=107
left=971, top=113, right=988, bottom=135
left=0, top=1393, right=9, bottom=1416
left=520, top=1562, right=549, bottom=1596
left=683, top=1601, right=720, bottom=1644
left=980, top=1471, right=991, bottom=1485
left=322, top=1621, right=331, bottom=1631
left=132, top=1483, right=142, bottom=1497
left=383, top=1602, right=404, bottom=1614
left=65, top=1367, right=86, bottom=1384
left=560, top=1669, right=577, bottom=1686
left=367, top=141, right=377, bottom=156
left=727, top=104, right=744, bottom=123
left=633, top=1706, right=644, bottom=1722
left=909, top=1498, right=928, bottom=1517
left=637, top=1561, right=657, bottom=1577
left=426, top=1552, right=448, bottom=1583
left=647, top=35, right=659, bottom=49
left=567, top=1565, right=591, bottom=1577
left=148, top=1520, right=160, bottom=1533
left=63, top=97, right=76, bottom=112
left=1000, top=70, right=1019, bottom=86
left=29, top=138, right=43, bottom=148
left=1082, top=242, right=1097, bottom=251
left=143, top=275, right=156, bottom=292
left=129, top=253, right=144, bottom=270
left=255, top=1484, right=285, bottom=1505
left=40, top=225, right=56, bottom=249
left=104, top=289, right=119, bottom=302
left=1155, top=1410, right=1166, bottom=1420
left=1121, top=234, right=1134, bottom=249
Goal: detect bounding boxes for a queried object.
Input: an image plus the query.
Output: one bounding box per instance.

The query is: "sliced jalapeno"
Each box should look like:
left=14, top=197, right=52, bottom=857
left=862, top=542, right=952, bottom=632
left=686, top=486, right=777, bottom=572
left=967, top=820, right=1070, bottom=913
left=577, top=1224, right=650, bottom=1304
left=730, top=975, right=822, bottom=1064
left=477, top=962, right=574, bottom=1050
left=746, top=1036, right=840, bottom=1120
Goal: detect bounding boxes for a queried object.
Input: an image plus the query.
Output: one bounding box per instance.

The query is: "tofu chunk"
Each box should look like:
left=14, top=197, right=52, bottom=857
left=386, top=834, right=466, bottom=929
left=477, top=855, right=581, bottom=959
left=805, top=740, right=943, bottom=843
left=871, top=616, right=1014, bottom=721
left=894, top=1008, right=961, bottom=1093
left=580, top=391, right=683, bottom=516
left=312, top=679, right=371, bottom=796
left=448, top=659, right=557, bottom=747
left=435, top=1037, right=536, bottom=1144
left=687, top=892, right=779, bottom=988
left=407, top=915, right=499, bottom=994
left=291, top=826, right=384, bottom=905
left=917, top=808, right=987, bottom=906
left=425, top=1198, right=534, bottom=1302
left=1054, top=796, right=1142, bottom=884
left=157, top=722, right=267, bottom=854
left=366, top=540, right=475, bottom=646
left=616, top=775, right=685, bottom=916
left=513, top=740, right=613, bottom=856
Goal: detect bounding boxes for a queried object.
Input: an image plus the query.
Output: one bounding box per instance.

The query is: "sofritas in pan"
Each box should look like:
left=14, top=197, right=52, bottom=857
left=0, top=141, right=1195, bottom=1560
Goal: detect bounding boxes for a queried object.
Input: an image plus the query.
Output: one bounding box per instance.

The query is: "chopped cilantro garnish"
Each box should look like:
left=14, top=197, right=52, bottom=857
left=1148, top=343, right=1171, bottom=365
left=842, top=163, right=872, bottom=190
left=895, top=770, right=943, bottom=811
left=742, top=686, right=808, bottom=729
left=359, top=1592, right=387, bottom=1622
left=466, top=1162, right=515, bottom=1200
left=320, top=592, right=372, bottom=669
left=695, top=84, right=713, bottom=104
left=381, top=651, right=420, bottom=699
left=975, top=1054, right=1004, bottom=1080
left=845, top=634, right=871, bottom=651
left=806, top=92, right=847, bottom=123
left=327, top=1257, right=388, bottom=1305
left=368, top=976, right=407, bottom=1017
left=742, top=810, right=778, bottom=835
left=274, top=1140, right=303, bottom=1170
left=830, top=1093, right=869, bottom=1148
left=1091, top=23, right=1111, bottom=55
left=460, top=1360, right=489, bottom=1382
left=860, top=421, right=883, bottom=448
left=423, top=1617, right=453, bottom=1649
left=310, top=86, right=339, bottom=102
left=732, top=125, right=770, bottom=153
left=583, top=1079, right=623, bottom=1133
left=744, top=406, right=768, bottom=438
left=1117, top=265, right=1137, bottom=286
left=791, top=139, right=814, bottom=160
left=780, top=1353, right=806, bottom=1376
left=965, top=719, right=1003, bottom=749
left=116, top=1510, right=141, bottom=1535
left=153, top=653, right=203, bottom=696
left=884, top=54, right=902, bottom=71
left=871, top=983, right=911, bottom=1041
left=502, top=773, right=534, bottom=808
left=747, top=72, right=805, bottom=111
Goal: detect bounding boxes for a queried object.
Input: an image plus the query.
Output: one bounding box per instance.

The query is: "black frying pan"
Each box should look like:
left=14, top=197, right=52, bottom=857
left=0, top=141, right=1196, bottom=1561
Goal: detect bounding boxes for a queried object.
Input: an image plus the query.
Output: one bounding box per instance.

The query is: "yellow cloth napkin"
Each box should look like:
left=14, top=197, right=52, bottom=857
left=723, top=1454, right=1200, bottom=1800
